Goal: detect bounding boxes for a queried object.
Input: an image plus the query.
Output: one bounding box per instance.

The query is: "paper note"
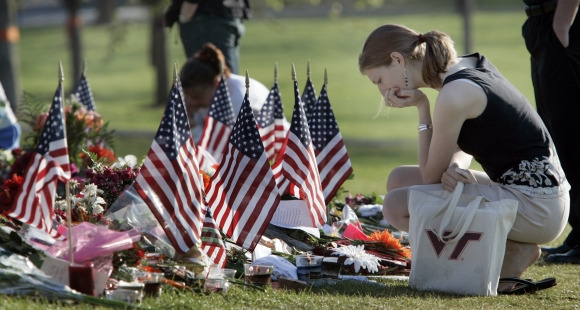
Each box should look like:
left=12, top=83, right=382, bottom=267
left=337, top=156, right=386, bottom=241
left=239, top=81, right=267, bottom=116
left=41, top=255, right=70, bottom=285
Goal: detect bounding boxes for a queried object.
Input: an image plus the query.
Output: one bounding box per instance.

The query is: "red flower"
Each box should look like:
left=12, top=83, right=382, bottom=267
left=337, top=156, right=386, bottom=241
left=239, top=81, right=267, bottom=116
left=80, top=144, right=116, bottom=164
left=0, top=174, right=24, bottom=214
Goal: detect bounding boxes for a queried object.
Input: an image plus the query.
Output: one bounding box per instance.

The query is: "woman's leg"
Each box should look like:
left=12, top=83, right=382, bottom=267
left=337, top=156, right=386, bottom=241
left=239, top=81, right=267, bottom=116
left=386, top=165, right=423, bottom=191
left=498, top=241, right=541, bottom=292
left=383, top=166, right=423, bottom=231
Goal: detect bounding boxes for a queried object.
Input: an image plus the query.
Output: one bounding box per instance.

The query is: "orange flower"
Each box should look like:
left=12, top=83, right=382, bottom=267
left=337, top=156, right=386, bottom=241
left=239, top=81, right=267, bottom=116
left=368, top=229, right=412, bottom=258
left=84, top=110, right=103, bottom=129
left=200, top=171, right=211, bottom=193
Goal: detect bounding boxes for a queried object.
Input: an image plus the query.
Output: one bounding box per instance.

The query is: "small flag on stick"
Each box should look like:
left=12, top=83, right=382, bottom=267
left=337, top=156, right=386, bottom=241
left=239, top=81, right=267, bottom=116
left=309, top=69, right=353, bottom=204
left=8, top=62, right=71, bottom=238
left=206, top=71, right=281, bottom=251
left=133, top=75, right=204, bottom=254
left=272, top=64, right=326, bottom=228
left=74, top=62, right=96, bottom=111
left=301, top=60, right=317, bottom=120
left=198, top=76, right=236, bottom=164
left=256, top=64, right=288, bottom=163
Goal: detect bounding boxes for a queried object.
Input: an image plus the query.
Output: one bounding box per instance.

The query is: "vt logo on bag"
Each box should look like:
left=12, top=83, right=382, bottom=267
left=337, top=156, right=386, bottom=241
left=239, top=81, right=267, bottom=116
left=426, top=229, right=483, bottom=260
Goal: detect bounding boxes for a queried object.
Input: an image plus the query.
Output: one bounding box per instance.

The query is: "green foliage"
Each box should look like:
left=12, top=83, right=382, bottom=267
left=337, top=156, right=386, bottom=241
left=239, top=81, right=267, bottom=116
left=17, top=93, right=117, bottom=168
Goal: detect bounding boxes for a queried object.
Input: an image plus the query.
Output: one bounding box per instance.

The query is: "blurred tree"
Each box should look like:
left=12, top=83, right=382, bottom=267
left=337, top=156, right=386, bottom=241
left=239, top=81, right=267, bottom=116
left=143, top=0, right=169, bottom=106
left=0, top=0, right=21, bottom=110
left=96, top=0, right=116, bottom=24
left=60, top=0, right=83, bottom=92
left=456, top=0, right=474, bottom=54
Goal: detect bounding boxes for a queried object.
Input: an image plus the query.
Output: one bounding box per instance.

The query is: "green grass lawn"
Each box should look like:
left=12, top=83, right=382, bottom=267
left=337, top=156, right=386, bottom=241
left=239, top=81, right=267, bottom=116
left=11, top=7, right=580, bottom=310
left=18, top=8, right=528, bottom=195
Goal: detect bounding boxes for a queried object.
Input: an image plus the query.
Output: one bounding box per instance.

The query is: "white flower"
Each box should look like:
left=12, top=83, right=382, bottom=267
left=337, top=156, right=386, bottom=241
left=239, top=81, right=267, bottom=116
left=92, top=203, right=105, bottom=215
left=112, top=154, right=138, bottom=168
left=331, top=245, right=380, bottom=273
left=55, top=199, right=67, bottom=211
left=84, top=183, right=99, bottom=197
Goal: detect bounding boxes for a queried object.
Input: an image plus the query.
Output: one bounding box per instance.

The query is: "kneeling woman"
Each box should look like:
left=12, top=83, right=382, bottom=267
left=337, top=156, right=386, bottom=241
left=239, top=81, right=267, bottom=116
left=358, top=24, right=569, bottom=293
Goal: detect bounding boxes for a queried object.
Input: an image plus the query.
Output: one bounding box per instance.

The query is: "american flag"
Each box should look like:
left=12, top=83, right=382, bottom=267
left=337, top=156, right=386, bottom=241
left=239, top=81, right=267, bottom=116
left=74, top=72, right=96, bottom=111
left=205, top=91, right=281, bottom=251
left=201, top=207, right=227, bottom=267
left=256, top=80, right=287, bottom=163
left=198, top=76, right=235, bottom=164
left=272, top=78, right=326, bottom=228
left=133, top=81, right=204, bottom=254
left=301, top=76, right=317, bottom=120
left=7, top=83, right=71, bottom=238
left=310, top=82, right=353, bottom=204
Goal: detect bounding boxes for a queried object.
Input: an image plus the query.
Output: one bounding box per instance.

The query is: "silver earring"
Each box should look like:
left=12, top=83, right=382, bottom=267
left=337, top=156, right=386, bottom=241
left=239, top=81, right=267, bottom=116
left=404, top=68, right=409, bottom=87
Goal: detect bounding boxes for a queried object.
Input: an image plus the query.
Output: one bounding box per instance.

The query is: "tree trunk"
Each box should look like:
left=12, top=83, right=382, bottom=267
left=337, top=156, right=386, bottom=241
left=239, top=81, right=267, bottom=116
left=62, top=0, right=83, bottom=91
left=458, top=0, right=474, bottom=54
left=96, top=0, right=116, bottom=25
left=151, top=13, right=168, bottom=106
left=0, top=0, right=21, bottom=111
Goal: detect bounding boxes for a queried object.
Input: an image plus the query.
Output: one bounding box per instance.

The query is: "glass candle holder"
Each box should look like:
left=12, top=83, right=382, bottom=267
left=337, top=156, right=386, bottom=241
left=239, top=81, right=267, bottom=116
left=244, top=264, right=274, bottom=287
left=295, top=255, right=323, bottom=279
left=69, top=262, right=95, bottom=296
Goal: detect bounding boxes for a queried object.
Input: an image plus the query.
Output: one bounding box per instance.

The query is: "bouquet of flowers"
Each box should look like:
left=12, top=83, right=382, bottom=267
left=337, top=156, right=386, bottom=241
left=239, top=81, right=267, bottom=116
left=18, top=92, right=116, bottom=169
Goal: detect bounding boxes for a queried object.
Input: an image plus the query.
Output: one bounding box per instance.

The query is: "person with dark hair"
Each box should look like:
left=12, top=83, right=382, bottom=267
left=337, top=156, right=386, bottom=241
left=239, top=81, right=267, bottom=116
left=165, top=0, right=251, bottom=74
left=521, top=0, right=580, bottom=264
left=179, top=42, right=269, bottom=143
left=358, top=24, right=569, bottom=293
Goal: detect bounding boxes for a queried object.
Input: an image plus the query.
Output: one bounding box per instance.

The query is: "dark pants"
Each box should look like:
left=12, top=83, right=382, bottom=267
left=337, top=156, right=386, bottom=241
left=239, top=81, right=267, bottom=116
left=179, top=14, right=245, bottom=74
left=522, top=11, right=580, bottom=247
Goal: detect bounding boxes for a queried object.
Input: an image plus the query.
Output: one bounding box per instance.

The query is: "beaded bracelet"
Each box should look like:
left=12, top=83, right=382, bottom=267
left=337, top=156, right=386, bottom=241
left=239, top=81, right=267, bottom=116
left=417, top=124, right=433, bottom=132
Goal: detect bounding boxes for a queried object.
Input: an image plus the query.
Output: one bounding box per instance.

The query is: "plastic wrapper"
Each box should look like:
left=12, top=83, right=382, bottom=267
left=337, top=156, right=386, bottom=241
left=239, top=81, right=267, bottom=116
left=105, top=186, right=177, bottom=258
left=46, top=222, right=140, bottom=264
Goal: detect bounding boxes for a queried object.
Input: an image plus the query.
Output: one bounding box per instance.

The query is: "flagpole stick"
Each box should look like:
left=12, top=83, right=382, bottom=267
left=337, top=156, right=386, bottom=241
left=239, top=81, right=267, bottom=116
left=292, top=63, right=296, bottom=82
left=59, top=62, right=74, bottom=265
left=306, top=59, right=311, bottom=80
left=245, top=69, right=256, bottom=262
left=245, top=69, right=250, bottom=95
left=173, top=62, right=178, bottom=83
left=274, top=63, right=278, bottom=83
left=324, top=68, right=328, bottom=86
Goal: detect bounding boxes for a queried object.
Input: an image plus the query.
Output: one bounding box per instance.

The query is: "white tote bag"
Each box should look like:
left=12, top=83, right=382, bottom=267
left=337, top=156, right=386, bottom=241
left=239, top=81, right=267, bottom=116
left=408, top=182, right=518, bottom=296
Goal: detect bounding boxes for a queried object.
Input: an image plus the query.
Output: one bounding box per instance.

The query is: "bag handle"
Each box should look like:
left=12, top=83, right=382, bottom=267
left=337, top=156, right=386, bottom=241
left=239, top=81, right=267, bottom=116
left=435, top=182, right=484, bottom=244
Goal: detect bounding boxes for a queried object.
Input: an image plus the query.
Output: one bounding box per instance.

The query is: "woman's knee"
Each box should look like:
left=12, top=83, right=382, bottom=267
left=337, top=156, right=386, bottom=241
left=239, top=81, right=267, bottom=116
left=387, top=166, right=423, bottom=191
left=382, top=188, right=410, bottom=231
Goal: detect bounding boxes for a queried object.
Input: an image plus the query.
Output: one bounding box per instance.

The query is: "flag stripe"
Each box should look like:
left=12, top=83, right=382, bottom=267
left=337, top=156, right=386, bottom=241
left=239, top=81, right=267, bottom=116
left=134, top=141, right=203, bottom=252
left=201, top=207, right=227, bottom=267
left=281, top=139, right=326, bottom=226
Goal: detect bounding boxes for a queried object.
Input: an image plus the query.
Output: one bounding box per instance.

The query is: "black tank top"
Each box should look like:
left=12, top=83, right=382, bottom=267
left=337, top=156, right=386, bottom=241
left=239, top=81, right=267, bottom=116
left=444, top=53, right=568, bottom=197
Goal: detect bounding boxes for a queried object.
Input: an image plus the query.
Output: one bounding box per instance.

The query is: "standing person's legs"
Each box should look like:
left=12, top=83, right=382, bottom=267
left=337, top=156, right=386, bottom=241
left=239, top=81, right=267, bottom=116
left=179, top=16, right=245, bottom=74
left=523, top=15, right=580, bottom=259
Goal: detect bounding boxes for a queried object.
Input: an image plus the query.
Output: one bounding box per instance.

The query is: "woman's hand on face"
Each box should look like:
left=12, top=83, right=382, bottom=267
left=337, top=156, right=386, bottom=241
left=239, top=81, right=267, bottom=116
left=384, top=88, right=428, bottom=108
left=441, top=164, right=477, bottom=191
